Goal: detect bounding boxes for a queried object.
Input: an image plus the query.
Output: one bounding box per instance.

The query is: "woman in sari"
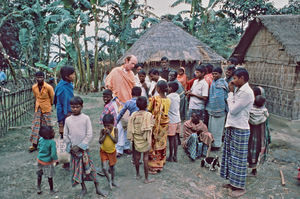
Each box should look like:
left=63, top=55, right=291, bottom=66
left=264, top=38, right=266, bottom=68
left=147, top=80, right=171, bottom=174
left=177, top=67, right=188, bottom=90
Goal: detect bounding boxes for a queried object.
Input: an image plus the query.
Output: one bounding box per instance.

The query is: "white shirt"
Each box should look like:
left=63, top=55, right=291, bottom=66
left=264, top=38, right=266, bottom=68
left=135, top=75, right=150, bottom=98
left=189, top=79, right=209, bottom=109
left=167, top=92, right=181, bottom=124
left=225, top=82, right=255, bottom=129
left=249, top=105, right=269, bottom=125
left=148, top=77, right=166, bottom=97
left=64, top=113, right=93, bottom=150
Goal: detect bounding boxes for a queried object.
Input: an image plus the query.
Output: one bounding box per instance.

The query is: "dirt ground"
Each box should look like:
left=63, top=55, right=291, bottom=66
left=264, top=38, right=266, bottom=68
left=0, top=92, right=299, bottom=199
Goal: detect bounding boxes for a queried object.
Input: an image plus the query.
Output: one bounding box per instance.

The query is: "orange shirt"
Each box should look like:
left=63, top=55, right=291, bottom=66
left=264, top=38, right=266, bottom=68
left=32, top=82, right=54, bottom=113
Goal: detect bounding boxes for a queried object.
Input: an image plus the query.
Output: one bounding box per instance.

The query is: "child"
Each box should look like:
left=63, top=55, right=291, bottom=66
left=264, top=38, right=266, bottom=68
left=135, top=70, right=150, bottom=98
left=127, top=96, right=154, bottom=183
left=36, top=126, right=57, bottom=194
left=186, top=65, right=209, bottom=121
left=64, top=96, right=105, bottom=197
left=100, top=89, right=118, bottom=127
left=206, top=67, right=228, bottom=150
left=148, top=69, right=166, bottom=97
left=30, top=71, right=54, bottom=152
left=224, top=65, right=236, bottom=83
left=99, top=114, right=118, bottom=190
left=220, top=68, right=254, bottom=198
left=147, top=80, right=171, bottom=174
left=166, top=82, right=181, bottom=162
left=248, top=95, right=269, bottom=176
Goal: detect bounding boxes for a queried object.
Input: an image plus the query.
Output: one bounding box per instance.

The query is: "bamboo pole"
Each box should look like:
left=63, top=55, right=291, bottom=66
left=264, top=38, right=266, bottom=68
left=280, top=170, right=285, bottom=186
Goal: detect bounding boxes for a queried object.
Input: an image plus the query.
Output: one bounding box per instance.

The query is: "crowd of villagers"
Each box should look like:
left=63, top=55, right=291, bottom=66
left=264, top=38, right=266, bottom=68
left=27, top=54, right=270, bottom=198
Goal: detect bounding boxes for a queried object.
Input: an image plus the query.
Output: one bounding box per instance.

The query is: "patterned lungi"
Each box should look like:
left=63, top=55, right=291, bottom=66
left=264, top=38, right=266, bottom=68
left=220, top=127, right=250, bottom=189
left=30, top=108, right=52, bottom=145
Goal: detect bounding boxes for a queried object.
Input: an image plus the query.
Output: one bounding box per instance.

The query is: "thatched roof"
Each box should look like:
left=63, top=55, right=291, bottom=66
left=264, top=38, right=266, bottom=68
left=231, top=15, right=300, bottom=64
left=117, top=20, right=225, bottom=65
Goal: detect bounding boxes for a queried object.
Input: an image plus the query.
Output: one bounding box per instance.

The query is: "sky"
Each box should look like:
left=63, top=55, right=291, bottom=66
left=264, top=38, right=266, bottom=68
left=147, top=0, right=289, bottom=17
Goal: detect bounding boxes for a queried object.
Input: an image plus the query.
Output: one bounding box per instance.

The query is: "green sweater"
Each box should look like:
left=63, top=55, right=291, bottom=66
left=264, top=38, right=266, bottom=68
left=37, top=137, right=58, bottom=163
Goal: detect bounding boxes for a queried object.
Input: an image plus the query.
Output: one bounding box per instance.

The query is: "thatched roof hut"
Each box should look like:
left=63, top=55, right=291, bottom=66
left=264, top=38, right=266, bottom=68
left=231, top=15, right=300, bottom=120
left=117, top=20, right=225, bottom=78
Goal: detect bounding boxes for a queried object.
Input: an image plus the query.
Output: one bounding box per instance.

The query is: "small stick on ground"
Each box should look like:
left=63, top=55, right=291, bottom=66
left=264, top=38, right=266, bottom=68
left=280, top=170, right=285, bottom=186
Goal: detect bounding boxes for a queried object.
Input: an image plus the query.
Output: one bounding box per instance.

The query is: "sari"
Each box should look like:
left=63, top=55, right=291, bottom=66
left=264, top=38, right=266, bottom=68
left=177, top=67, right=188, bottom=90
left=147, top=96, right=171, bottom=172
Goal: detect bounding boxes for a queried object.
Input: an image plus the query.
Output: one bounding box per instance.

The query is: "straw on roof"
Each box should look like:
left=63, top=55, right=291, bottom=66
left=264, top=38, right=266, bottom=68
left=232, top=15, right=300, bottom=64
left=117, top=20, right=225, bottom=64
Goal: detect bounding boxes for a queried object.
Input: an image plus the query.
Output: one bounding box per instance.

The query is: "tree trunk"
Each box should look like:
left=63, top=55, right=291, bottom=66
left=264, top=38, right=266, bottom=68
left=93, top=7, right=99, bottom=92
left=83, top=27, right=91, bottom=92
left=0, top=40, right=17, bottom=84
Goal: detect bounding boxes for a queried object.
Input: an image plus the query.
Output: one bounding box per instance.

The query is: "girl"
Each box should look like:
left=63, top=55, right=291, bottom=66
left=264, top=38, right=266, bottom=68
left=147, top=80, right=171, bottom=174
left=99, top=114, right=118, bottom=190
left=36, top=126, right=57, bottom=194
left=177, top=67, right=188, bottom=90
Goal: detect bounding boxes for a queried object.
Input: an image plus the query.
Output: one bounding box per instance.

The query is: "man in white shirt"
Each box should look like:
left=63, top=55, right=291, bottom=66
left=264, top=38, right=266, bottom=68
left=220, top=68, right=254, bottom=198
left=135, top=70, right=150, bottom=98
left=185, top=65, right=209, bottom=121
left=148, top=69, right=166, bottom=97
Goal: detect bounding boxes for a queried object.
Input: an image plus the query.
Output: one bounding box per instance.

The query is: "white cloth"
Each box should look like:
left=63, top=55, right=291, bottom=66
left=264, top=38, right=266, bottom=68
left=167, top=93, right=181, bottom=124
left=135, top=76, right=150, bottom=98
left=189, top=79, right=209, bottom=109
left=225, top=82, right=255, bottom=129
left=64, top=113, right=93, bottom=150
left=148, top=77, right=166, bottom=97
left=249, top=105, right=269, bottom=125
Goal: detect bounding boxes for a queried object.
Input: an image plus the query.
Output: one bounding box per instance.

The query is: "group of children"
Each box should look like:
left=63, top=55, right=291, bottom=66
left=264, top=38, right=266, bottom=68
left=31, top=58, right=270, bottom=197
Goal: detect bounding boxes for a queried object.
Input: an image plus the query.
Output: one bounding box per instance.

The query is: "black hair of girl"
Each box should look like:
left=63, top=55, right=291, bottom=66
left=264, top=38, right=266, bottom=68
left=195, top=65, right=207, bottom=73
left=39, top=126, right=54, bottom=140
left=156, top=80, right=168, bottom=93
left=213, top=66, right=223, bottom=74
left=206, top=64, right=213, bottom=73
left=60, top=66, right=75, bottom=81
left=70, top=96, right=83, bottom=106
left=168, top=81, right=179, bottom=93
left=103, top=89, right=113, bottom=96
left=252, top=86, right=262, bottom=97
left=233, top=68, right=249, bottom=82
left=132, top=86, right=142, bottom=96
left=254, top=95, right=266, bottom=108
left=102, top=114, right=114, bottom=125
left=138, top=70, right=146, bottom=76
left=35, top=71, right=44, bottom=77
left=148, top=68, right=159, bottom=75
left=136, top=96, right=148, bottom=110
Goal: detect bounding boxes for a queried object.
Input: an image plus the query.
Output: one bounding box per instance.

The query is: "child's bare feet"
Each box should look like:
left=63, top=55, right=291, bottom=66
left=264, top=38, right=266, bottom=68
left=50, top=190, right=58, bottom=195
left=37, top=187, right=42, bottom=195
left=173, top=156, right=177, bottom=162
left=166, top=156, right=173, bottom=162
left=144, top=179, right=155, bottom=184
left=112, top=181, right=119, bottom=187
left=136, top=175, right=142, bottom=180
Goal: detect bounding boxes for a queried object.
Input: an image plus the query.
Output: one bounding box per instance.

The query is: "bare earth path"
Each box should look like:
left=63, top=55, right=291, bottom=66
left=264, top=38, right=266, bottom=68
left=0, top=92, right=299, bottom=199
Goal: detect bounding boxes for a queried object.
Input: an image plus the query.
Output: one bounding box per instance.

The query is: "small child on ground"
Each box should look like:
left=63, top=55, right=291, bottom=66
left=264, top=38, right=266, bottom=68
left=127, top=96, right=155, bottom=183
left=166, top=82, right=181, bottom=162
left=99, top=114, right=118, bottom=190
left=36, top=126, right=58, bottom=194
left=64, top=96, right=105, bottom=197
left=248, top=95, right=269, bottom=176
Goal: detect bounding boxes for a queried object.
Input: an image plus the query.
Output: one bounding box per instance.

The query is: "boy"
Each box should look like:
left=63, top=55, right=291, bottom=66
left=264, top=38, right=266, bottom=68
left=148, top=69, right=166, bottom=97
left=100, top=89, right=118, bottom=126
left=206, top=67, right=228, bottom=150
left=64, top=96, right=105, bottom=197
left=224, top=65, right=236, bottom=83
left=99, top=114, right=118, bottom=190
left=166, top=82, right=181, bottom=162
left=204, top=63, right=213, bottom=88
left=29, top=71, right=54, bottom=152
left=127, top=96, right=154, bottom=183
left=186, top=65, right=209, bottom=121
left=135, top=70, right=149, bottom=98
left=220, top=68, right=254, bottom=198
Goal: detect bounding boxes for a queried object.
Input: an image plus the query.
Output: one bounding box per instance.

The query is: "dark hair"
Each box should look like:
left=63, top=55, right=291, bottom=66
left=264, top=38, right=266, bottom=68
left=228, top=57, right=238, bottom=65
left=169, top=70, right=178, bottom=77
left=132, top=86, right=142, bottom=96
left=206, top=64, right=213, bottom=73
left=195, top=65, right=207, bottom=73
left=136, top=96, right=147, bottom=110
left=254, top=95, right=266, bottom=108
left=135, top=63, right=144, bottom=69
left=156, top=80, right=168, bottom=92
left=168, top=81, right=179, bottom=93
left=103, top=89, right=113, bottom=96
left=102, top=114, right=114, bottom=125
left=212, top=66, right=223, bottom=74
left=233, top=68, right=249, bottom=82
left=60, top=66, right=75, bottom=81
left=35, top=71, right=44, bottom=77
left=149, top=68, right=159, bottom=75
left=39, top=126, right=54, bottom=140
left=70, top=96, right=83, bottom=106
left=138, top=70, right=146, bottom=76
left=252, top=87, right=262, bottom=97
left=161, top=56, right=168, bottom=62
left=227, top=65, right=236, bottom=71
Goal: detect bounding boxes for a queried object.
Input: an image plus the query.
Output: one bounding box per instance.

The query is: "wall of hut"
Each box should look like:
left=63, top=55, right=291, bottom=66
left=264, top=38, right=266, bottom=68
left=243, top=27, right=300, bottom=120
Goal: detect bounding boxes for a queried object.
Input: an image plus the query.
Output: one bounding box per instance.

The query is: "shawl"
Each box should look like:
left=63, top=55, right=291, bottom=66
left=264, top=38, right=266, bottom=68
left=177, top=67, right=188, bottom=90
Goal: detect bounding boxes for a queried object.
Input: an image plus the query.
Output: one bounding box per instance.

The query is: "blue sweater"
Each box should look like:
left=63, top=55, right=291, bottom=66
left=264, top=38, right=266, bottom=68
left=37, top=137, right=58, bottom=163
